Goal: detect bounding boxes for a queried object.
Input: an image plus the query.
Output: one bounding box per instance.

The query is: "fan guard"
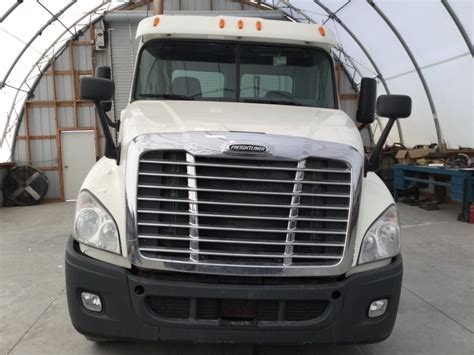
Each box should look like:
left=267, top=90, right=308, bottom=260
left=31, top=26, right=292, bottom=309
left=2, top=166, right=49, bottom=206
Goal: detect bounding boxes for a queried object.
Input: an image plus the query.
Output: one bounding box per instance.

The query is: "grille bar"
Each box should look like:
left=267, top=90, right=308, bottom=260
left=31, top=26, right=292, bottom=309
left=186, top=153, right=199, bottom=262
left=284, top=160, right=306, bottom=266
left=138, top=196, right=350, bottom=210
left=140, top=247, right=342, bottom=260
left=137, top=209, right=347, bottom=222
left=139, top=172, right=349, bottom=186
left=141, top=159, right=350, bottom=173
left=139, top=234, right=345, bottom=247
left=138, top=222, right=346, bottom=234
left=139, top=184, right=351, bottom=194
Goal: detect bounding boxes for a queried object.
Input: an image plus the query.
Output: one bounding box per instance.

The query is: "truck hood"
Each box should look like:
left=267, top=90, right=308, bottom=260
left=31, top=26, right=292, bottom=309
left=120, top=101, right=364, bottom=153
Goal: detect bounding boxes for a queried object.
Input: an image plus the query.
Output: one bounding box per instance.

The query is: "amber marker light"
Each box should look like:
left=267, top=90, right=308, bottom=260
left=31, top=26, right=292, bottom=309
left=319, top=26, right=326, bottom=36
left=238, top=19, right=244, bottom=30
left=256, top=21, right=262, bottom=31
left=153, top=17, right=160, bottom=27
left=219, top=19, right=225, bottom=29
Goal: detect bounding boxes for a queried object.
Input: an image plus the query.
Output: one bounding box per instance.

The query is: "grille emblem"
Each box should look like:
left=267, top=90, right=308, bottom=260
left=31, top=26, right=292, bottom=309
left=227, top=144, right=267, bottom=154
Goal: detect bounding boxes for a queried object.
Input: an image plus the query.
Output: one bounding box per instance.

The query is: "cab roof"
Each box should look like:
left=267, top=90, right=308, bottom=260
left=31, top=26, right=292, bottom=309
left=136, top=15, right=338, bottom=51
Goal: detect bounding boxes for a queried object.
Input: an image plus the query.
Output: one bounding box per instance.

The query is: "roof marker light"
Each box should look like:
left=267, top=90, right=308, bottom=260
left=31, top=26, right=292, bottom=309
left=153, top=17, right=160, bottom=27
left=219, top=19, right=225, bottom=29
left=238, top=19, right=244, bottom=30
left=319, top=26, right=326, bottom=36
left=256, top=21, right=262, bottom=31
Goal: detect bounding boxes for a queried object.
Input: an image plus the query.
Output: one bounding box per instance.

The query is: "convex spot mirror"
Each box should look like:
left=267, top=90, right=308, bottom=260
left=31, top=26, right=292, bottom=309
left=96, top=66, right=112, bottom=112
left=376, top=95, right=412, bottom=119
left=356, top=77, right=377, bottom=124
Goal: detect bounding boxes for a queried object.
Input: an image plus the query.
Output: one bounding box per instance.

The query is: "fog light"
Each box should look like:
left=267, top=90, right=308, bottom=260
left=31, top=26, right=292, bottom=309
left=81, top=292, right=102, bottom=312
left=368, top=299, right=388, bottom=318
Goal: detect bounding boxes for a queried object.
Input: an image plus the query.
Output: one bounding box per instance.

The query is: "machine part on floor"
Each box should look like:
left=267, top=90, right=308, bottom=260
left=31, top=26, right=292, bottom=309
left=420, top=201, right=441, bottom=211
left=448, top=154, right=472, bottom=168
left=397, top=186, right=421, bottom=205
left=2, top=166, right=49, bottom=206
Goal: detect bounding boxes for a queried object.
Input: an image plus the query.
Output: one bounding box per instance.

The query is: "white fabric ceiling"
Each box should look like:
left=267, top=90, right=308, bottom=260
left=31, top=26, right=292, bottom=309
left=0, top=0, right=128, bottom=162
left=0, top=0, right=472, bottom=162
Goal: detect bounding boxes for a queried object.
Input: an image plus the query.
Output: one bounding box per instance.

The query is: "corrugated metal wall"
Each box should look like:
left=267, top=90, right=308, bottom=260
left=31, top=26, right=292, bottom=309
left=12, top=23, right=107, bottom=201
left=109, top=22, right=140, bottom=122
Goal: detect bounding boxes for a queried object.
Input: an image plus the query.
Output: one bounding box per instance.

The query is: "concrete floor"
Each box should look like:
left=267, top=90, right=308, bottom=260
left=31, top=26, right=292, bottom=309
left=0, top=202, right=473, bottom=355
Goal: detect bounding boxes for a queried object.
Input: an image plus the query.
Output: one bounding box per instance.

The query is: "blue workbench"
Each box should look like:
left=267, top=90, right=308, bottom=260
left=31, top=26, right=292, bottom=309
left=393, top=164, right=474, bottom=221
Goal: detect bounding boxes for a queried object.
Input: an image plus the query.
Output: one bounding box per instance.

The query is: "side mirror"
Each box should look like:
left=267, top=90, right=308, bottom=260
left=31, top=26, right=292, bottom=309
left=80, top=76, right=117, bottom=161
left=95, top=66, right=112, bottom=112
left=80, top=77, right=114, bottom=102
left=376, top=94, right=412, bottom=119
left=368, top=94, right=412, bottom=172
left=356, top=77, right=377, bottom=124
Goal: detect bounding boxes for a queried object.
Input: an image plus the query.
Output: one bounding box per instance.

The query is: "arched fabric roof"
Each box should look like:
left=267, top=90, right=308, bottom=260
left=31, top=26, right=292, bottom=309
left=1, top=0, right=473, bottom=163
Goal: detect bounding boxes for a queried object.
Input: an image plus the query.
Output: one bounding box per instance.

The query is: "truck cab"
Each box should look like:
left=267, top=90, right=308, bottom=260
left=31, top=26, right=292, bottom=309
left=66, top=15, right=410, bottom=344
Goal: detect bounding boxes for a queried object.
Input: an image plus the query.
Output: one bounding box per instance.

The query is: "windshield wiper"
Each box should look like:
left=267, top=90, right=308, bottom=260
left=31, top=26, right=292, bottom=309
left=138, top=93, right=195, bottom=100
left=242, top=98, right=302, bottom=106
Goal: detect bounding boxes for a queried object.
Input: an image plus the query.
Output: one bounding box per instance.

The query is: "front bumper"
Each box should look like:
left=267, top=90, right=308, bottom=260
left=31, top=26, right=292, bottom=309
left=65, top=237, right=403, bottom=344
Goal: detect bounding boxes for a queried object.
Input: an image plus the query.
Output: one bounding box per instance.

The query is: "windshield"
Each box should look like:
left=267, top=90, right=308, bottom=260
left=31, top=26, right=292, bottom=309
left=133, top=40, right=336, bottom=108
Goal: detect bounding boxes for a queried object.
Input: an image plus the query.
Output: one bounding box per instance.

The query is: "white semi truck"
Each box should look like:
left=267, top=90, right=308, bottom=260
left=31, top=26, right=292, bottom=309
left=66, top=15, right=411, bottom=344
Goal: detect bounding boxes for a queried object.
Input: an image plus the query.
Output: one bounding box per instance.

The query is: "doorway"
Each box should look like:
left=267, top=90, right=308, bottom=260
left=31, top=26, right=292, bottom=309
left=61, top=130, right=96, bottom=201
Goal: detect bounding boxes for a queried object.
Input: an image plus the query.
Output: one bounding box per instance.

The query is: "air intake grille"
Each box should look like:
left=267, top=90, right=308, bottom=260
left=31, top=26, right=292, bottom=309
left=146, top=296, right=328, bottom=322
left=136, top=150, right=352, bottom=268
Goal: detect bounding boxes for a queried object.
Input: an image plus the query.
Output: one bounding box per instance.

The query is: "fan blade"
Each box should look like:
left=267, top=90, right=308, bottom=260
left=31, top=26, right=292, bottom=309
left=25, top=186, right=41, bottom=201
left=24, top=172, right=40, bottom=186
left=9, top=171, right=24, bottom=185
left=9, top=186, right=26, bottom=200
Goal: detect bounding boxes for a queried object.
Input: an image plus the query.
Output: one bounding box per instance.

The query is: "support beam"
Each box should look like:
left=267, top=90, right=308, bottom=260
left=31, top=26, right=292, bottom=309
left=68, top=42, right=78, bottom=128
left=0, top=0, right=23, bottom=23
left=154, top=0, right=164, bottom=15
left=26, top=101, right=94, bottom=108
left=313, top=0, right=404, bottom=144
left=441, top=0, right=473, bottom=56
left=51, top=53, right=65, bottom=202
left=368, top=0, right=444, bottom=149
left=104, top=10, right=285, bottom=23
left=16, top=135, right=56, bottom=141
left=23, top=104, right=32, bottom=163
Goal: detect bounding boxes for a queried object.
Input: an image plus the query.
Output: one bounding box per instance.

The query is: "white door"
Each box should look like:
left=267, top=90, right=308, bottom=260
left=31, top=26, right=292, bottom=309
left=61, top=131, right=96, bottom=200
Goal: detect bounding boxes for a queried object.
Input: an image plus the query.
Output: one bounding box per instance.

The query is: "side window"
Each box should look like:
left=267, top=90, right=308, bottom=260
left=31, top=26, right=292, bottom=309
left=240, top=74, right=293, bottom=98
left=172, top=70, right=225, bottom=98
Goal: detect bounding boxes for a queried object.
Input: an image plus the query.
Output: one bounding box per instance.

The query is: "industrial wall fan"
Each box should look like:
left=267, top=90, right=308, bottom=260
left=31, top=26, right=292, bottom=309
left=2, top=166, right=49, bottom=206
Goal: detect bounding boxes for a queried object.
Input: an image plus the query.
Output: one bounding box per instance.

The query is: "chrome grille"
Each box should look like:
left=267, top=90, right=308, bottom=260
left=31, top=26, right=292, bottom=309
left=136, top=150, right=352, bottom=268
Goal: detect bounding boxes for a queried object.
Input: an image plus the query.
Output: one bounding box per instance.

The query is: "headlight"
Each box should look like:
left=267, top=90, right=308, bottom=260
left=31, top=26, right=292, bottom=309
left=73, top=190, right=120, bottom=254
left=358, top=205, right=400, bottom=264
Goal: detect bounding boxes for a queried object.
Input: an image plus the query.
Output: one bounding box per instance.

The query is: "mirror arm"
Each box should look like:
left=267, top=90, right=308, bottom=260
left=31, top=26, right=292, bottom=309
left=105, top=114, right=120, bottom=130
left=367, top=117, right=396, bottom=172
left=94, top=101, right=119, bottom=164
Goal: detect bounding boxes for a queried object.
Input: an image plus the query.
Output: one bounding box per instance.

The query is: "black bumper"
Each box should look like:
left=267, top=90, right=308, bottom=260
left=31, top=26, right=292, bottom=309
left=65, top=238, right=403, bottom=344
